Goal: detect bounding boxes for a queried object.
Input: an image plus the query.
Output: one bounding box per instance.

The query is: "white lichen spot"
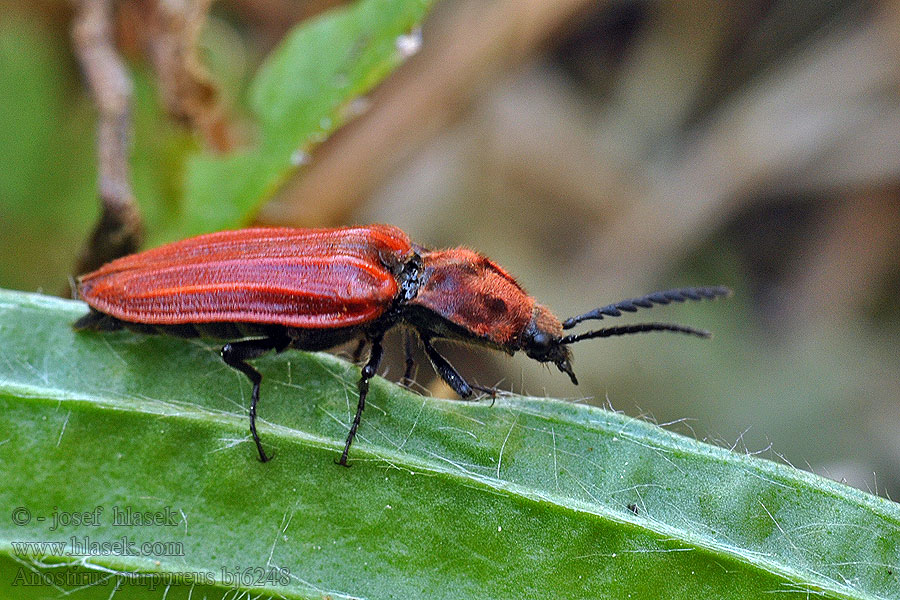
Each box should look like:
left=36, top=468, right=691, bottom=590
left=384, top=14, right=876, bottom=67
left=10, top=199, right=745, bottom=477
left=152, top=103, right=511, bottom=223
left=290, top=149, right=311, bottom=167
left=346, top=97, right=371, bottom=119
left=396, top=27, right=422, bottom=59
left=319, top=117, right=332, bottom=130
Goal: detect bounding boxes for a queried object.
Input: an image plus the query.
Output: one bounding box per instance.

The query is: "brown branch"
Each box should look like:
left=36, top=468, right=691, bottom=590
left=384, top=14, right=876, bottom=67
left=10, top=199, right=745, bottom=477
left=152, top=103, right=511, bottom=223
left=141, top=0, right=234, bottom=151
left=71, top=0, right=143, bottom=277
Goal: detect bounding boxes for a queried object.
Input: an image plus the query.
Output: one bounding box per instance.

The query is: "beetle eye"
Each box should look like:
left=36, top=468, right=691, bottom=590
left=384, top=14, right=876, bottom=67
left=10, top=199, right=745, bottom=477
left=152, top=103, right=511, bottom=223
left=531, top=332, right=551, bottom=350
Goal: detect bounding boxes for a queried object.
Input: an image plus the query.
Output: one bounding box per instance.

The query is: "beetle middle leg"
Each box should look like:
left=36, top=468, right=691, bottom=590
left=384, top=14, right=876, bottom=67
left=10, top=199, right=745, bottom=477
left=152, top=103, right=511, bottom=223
left=221, top=336, right=289, bottom=463
left=351, top=338, right=366, bottom=363
left=421, top=337, right=499, bottom=401
left=339, top=335, right=384, bottom=466
left=401, top=330, right=418, bottom=388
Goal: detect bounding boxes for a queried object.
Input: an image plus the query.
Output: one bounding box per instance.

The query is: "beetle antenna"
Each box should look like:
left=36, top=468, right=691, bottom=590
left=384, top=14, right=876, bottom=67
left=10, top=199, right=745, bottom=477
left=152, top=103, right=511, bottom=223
left=559, top=322, right=712, bottom=345
left=562, top=286, right=731, bottom=330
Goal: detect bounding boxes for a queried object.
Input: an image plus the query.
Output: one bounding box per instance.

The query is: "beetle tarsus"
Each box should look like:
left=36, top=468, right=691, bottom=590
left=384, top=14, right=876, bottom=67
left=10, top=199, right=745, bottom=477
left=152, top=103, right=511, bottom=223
left=340, top=336, right=384, bottom=466
left=471, top=384, right=500, bottom=407
left=221, top=336, right=289, bottom=463
left=471, top=383, right=497, bottom=396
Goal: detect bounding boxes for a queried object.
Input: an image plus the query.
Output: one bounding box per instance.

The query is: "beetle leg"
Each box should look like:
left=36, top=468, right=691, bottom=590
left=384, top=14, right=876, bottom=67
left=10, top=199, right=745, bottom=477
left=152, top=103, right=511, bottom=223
left=421, top=338, right=475, bottom=399
left=339, top=336, right=384, bottom=466
left=402, top=331, right=417, bottom=387
left=351, top=338, right=366, bottom=363
left=471, top=383, right=499, bottom=404
left=221, top=336, right=288, bottom=463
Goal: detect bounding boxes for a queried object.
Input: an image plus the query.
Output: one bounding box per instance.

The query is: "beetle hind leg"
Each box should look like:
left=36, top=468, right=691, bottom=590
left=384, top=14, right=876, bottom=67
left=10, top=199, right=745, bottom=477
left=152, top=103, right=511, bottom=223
left=221, top=336, right=289, bottom=462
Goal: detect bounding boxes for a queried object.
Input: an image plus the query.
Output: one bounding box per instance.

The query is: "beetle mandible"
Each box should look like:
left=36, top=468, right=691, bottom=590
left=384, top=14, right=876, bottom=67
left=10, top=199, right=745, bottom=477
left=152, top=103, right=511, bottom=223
left=74, top=224, right=730, bottom=465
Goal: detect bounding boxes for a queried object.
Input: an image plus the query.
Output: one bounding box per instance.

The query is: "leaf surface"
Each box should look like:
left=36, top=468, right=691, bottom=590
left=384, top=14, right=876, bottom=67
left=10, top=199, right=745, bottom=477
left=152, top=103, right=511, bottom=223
left=0, top=289, right=898, bottom=599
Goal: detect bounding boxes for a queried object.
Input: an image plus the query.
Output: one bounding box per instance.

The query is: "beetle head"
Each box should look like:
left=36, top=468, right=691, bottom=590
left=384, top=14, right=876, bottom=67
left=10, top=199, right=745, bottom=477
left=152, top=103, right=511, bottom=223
left=521, top=287, right=730, bottom=387
left=521, top=305, right=578, bottom=385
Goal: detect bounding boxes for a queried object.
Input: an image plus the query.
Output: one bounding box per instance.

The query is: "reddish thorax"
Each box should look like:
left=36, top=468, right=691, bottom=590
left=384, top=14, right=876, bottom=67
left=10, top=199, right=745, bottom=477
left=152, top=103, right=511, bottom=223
left=410, top=247, right=551, bottom=348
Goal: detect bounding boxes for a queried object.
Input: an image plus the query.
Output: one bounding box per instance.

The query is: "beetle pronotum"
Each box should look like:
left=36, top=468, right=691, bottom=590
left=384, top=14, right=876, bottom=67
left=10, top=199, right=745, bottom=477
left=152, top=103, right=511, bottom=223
left=75, top=225, right=730, bottom=465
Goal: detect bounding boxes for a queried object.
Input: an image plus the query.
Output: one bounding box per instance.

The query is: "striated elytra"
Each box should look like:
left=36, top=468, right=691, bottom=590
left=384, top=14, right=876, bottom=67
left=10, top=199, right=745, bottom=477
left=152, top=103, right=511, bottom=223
left=75, top=224, right=731, bottom=465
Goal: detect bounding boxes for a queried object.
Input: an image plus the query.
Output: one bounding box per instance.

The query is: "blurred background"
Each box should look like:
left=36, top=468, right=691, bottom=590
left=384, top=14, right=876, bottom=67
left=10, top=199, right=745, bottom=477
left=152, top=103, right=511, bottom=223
left=1, top=0, right=899, bottom=498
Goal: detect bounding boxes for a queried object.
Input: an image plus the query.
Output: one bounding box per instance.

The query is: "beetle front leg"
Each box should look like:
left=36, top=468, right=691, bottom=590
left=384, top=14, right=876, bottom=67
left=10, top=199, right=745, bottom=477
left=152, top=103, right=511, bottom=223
left=471, top=383, right=499, bottom=402
left=420, top=338, right=476, bottom=399
left=221, top=336, right=288, bottom=463
left=421, top=338, right=499, bottom=400
left=339, top=335, right=384, bottom=466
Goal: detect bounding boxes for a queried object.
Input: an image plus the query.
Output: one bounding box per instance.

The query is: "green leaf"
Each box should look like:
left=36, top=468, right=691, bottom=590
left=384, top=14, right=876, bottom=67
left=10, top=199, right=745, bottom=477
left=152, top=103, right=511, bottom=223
left=179, top=0, right=432, bottom=236
left=0, top=13, right=98, bottom=292
left=1, top=287, right=898, bottom=599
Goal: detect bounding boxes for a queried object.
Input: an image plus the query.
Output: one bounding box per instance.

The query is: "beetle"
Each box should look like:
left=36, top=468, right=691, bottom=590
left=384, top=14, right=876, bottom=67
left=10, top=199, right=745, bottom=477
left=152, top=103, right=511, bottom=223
left=74, top=224, right=730, bottom=465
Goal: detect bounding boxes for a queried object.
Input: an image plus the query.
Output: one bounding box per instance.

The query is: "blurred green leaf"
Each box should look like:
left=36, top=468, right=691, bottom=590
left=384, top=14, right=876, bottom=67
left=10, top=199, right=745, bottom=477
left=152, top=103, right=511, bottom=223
left=0, top=13, right=96, bottom=292
left=178, top=0, right=432, bottom=238
left=1, top=288, right=899, bottom=599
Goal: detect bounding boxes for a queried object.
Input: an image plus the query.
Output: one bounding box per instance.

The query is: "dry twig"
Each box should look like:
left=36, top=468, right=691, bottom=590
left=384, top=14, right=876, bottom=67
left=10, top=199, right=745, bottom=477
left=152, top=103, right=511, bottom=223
left=141, top=0, right=233, bottom=151
left=71, top=0, right=143, bottom=277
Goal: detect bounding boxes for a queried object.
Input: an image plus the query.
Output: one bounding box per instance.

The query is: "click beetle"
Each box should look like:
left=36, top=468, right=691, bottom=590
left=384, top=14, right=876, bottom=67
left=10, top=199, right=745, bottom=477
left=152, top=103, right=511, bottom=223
left=74, top=224, right=730, bottom=465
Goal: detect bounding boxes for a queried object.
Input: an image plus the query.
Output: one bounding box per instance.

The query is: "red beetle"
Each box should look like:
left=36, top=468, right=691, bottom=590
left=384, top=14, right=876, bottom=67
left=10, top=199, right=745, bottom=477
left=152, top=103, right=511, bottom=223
left=75, top=225, right=730, bottom=465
